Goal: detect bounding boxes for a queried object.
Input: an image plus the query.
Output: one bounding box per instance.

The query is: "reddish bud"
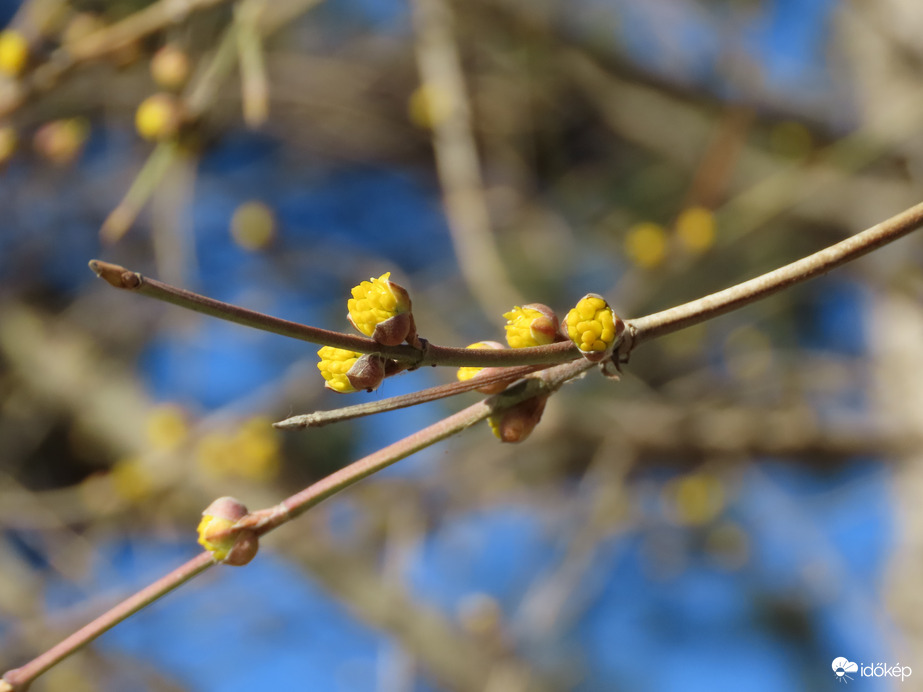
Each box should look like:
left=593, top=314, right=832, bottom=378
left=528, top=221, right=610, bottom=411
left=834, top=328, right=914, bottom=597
left=488, top=395, right=548, bottom=443
left=346, top=354, right=386, bottom=392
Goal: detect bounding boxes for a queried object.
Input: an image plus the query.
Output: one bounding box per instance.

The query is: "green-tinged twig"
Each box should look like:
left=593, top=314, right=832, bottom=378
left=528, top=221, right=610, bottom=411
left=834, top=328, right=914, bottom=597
left=1, top=552, right=215, bottom=692
left=626, top=199, right=923, bottom=347
left=87, top=260, right=579, bottom=367
left=274, top=363, right=548, bottom=429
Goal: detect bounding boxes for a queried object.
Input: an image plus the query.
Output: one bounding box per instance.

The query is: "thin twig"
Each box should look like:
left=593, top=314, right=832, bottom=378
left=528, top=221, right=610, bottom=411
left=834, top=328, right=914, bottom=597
left=626, top=199, right=923, bottom=347
left=1, top=553, right=214, bottom=692
left=244, top=360, right=590, bottom=534
left=87, top=260, right=579, bottom=367
left=274, top=363, right=547, bottom=429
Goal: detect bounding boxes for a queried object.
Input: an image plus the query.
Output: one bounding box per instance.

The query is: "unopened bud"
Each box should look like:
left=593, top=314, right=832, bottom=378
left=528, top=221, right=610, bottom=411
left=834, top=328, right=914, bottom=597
left=487, top=394, right=548, bottom=443
left=346, top=353, right=386, bottom=392
left=197, top=496, right=259, bottom=566
left=347, top=272, right=420, bottom=347
left=457, top=341, right=508, bottom=394
left=369, top=311, right=414, bottom=347
left=563, top=293, right=624, bottom=362
left=503, top=304, right=560, bottom=348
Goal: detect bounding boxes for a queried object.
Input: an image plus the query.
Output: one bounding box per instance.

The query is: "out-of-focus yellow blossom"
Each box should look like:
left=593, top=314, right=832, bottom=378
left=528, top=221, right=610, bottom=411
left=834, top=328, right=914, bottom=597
left=676, top=206, right=716, bottom=253
left=408, top=83, right=454, bottom=129
left=111, top=457, right=156, bottom=502
left=503, top=304, right=558, bottom=349
left=563, top=294, right=622, bottom=360
left=347, top=272, right=412, bottom=338
left=195, top=417, right=281, bottom=481
left=145, top=404, right=187, bottom=451
left=135, top=93, right=182, bottom=141
left=230, top=201, right=275, bottom=251
left=0, top=29, right=28, bottom=76
left=316, top=346, right=362, bottom=393
left=663, top=472, right=725, bottom=527
left=625, top=221, right=667, bottom=268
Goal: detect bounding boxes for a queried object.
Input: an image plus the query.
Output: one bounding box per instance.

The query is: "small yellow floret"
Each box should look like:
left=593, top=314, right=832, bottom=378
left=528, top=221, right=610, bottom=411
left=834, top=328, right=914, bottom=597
left=503, top=306, right=554, bottom=349
left=197, top=514, right=236, bottom=560
left=457, top=342, right=492, bottom=382
left=564, top=295, right=618, bottom=353
left=347, top=272, right=410, bottom=337
left=317, top=346, right=362, bottom=393
left=0, top=30, right=28, bottom=77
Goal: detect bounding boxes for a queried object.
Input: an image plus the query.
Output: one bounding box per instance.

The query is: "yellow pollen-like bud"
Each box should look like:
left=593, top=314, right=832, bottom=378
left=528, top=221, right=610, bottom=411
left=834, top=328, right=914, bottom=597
left=317, top=346, right=362, bottom=393
left=564, top=294, right=623, bottom=361
left=346, top=272, right=413, bottom=342
left=503, top=305, right=557, bottom=349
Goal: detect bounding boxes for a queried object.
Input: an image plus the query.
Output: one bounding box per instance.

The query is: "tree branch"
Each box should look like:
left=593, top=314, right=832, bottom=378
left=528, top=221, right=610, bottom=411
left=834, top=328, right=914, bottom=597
left=1, top=553, right=215, bottom=692
left=87, top=260, right=579, bottom=367
left=626, top=200, right=923, bottom=347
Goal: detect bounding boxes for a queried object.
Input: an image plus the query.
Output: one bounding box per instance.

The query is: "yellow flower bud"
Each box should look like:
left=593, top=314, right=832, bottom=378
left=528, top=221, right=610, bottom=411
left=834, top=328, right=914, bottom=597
left=563, top=293, right=624, bottom=362
left=317, top=346, right=362, bottom=393
left=197, top=497, right=258, bottom=566
left=503, top=304, right=558, bottom=349
left=346, top=272, right=416, bottom=346
left=456, top=341, right=508, bottom=394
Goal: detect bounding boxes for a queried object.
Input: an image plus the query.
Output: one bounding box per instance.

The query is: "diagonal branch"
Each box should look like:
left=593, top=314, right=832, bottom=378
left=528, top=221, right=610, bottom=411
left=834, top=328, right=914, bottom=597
left=274, top=363, right=547, bottom=429
left=626, top=199, right=923, bottom=348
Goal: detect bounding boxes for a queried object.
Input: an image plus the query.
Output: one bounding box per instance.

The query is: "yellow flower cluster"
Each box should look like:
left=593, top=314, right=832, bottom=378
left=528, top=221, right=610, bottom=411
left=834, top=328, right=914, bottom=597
left=503, top=305, right=557, bottom=349
left=316, top=346, right=362, bottom=393
left=564, top=294, right=621, bottom=357
left=347, top=272, right=410, bottom=337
